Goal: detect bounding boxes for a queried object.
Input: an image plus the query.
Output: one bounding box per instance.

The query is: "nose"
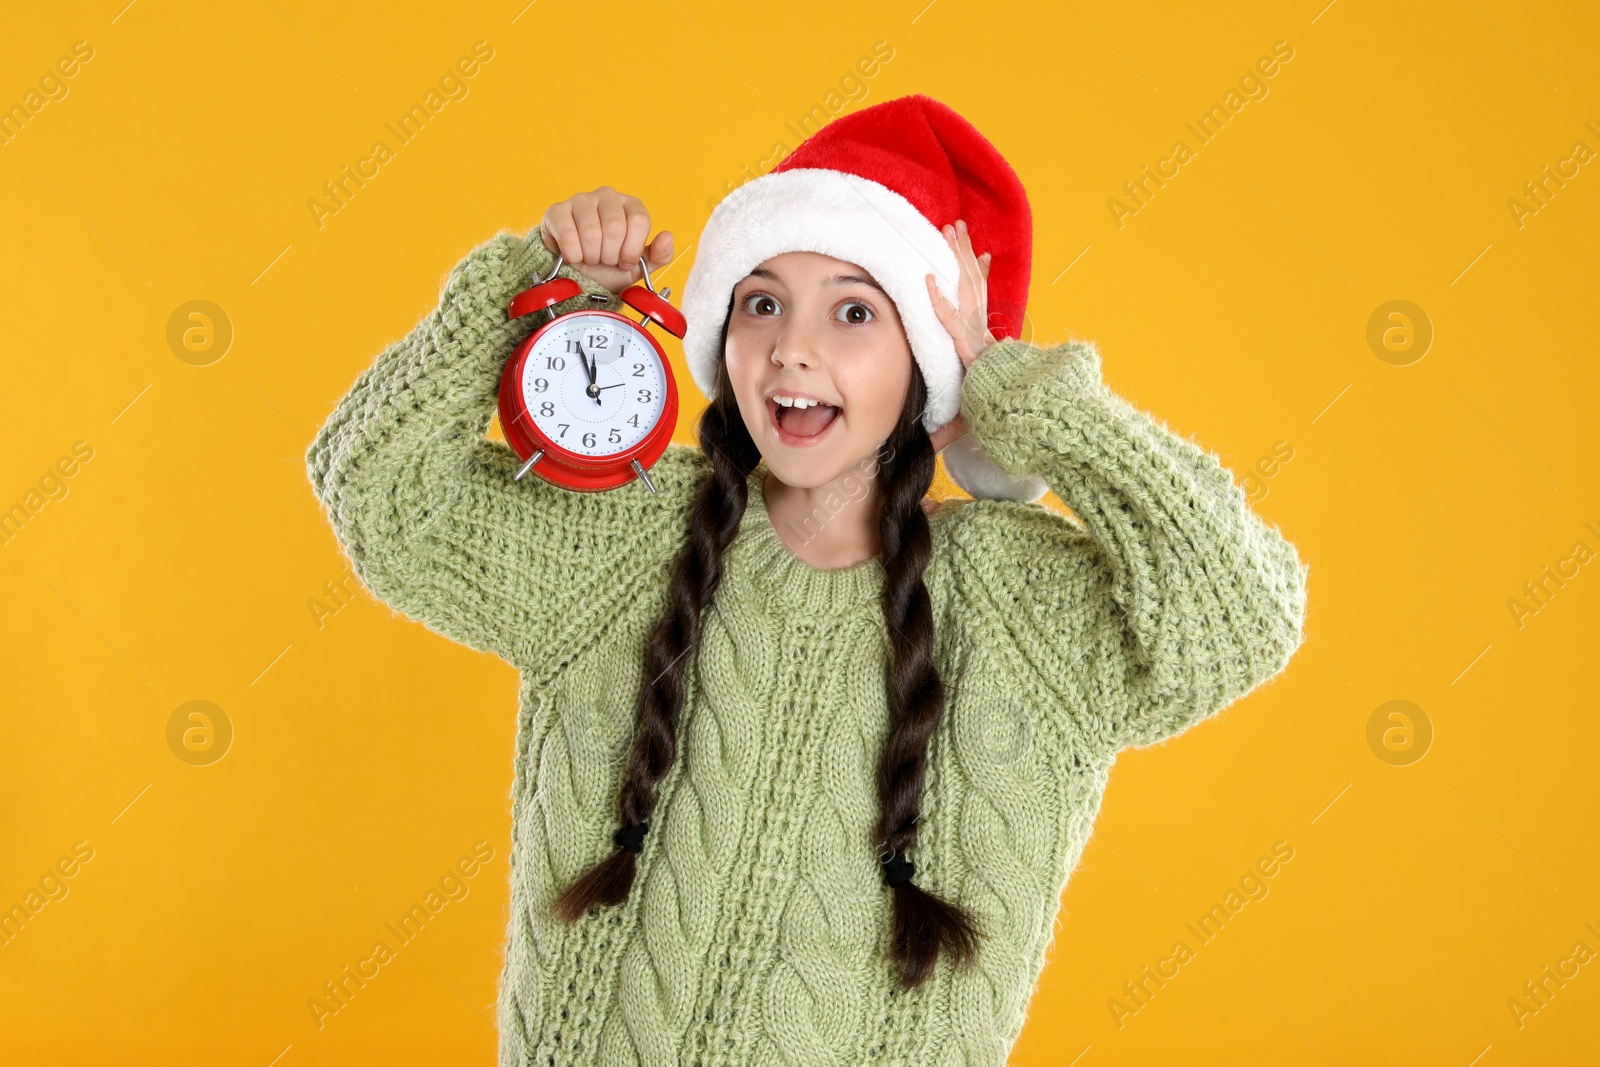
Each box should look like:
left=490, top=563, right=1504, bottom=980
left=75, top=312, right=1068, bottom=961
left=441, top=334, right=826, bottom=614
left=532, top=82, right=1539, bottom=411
left=770, top=313, right=823, bottom=371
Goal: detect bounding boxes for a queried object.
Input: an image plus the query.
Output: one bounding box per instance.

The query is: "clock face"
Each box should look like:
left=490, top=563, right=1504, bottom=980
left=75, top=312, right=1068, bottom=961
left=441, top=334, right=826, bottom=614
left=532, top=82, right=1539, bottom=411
left=518, top=313, right=668, bottom=458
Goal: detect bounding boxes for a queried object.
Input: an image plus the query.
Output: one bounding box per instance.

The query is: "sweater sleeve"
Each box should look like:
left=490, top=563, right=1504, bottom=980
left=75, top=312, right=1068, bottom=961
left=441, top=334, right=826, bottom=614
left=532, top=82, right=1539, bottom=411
left=305, top=226, right=703, bottom=672
left=955, top=337, right=1309, bottom=752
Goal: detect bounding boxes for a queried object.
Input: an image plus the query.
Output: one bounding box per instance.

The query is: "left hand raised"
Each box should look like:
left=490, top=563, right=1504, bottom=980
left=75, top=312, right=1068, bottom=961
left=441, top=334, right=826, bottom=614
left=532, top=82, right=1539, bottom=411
left=925, top=218, right=994, bottom=454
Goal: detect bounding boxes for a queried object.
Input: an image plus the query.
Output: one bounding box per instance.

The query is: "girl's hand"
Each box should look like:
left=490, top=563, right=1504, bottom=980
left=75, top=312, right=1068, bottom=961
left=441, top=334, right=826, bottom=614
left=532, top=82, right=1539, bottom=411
left=540, top=186, right=675, bottom=294
left=925, top=218, right=994, bottom=454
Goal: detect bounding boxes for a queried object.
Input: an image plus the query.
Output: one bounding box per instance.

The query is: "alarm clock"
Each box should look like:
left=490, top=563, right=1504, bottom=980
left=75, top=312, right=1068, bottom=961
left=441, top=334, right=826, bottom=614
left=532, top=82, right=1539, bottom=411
left=498, top=252, right=687, bottom=492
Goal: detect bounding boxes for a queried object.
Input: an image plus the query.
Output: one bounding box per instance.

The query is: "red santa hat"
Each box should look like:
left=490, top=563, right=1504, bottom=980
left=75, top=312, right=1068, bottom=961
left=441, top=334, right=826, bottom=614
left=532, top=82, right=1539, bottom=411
left=680, top=92, right=1048, bottom=502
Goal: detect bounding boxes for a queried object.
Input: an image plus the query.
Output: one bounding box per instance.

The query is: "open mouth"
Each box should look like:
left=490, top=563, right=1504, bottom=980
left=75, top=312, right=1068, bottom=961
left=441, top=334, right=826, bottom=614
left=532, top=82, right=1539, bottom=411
left=767, top=396, right=842, bottom=447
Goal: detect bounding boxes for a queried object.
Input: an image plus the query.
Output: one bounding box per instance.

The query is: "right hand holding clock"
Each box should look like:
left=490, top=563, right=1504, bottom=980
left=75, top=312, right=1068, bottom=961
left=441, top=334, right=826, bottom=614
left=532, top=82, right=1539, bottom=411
left=540, top=186, right=674, bottom=294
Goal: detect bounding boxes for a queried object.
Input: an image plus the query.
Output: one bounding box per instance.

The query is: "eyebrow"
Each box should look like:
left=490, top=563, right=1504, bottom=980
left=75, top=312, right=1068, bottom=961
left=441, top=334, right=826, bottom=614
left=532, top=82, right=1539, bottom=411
left=744, top=266, right=887, bottom=295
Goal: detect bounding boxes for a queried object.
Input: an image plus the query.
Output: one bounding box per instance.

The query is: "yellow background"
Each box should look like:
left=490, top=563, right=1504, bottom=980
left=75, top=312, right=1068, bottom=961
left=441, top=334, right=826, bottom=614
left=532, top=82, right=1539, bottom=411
left=3, top=1, right=1597, bottom=1063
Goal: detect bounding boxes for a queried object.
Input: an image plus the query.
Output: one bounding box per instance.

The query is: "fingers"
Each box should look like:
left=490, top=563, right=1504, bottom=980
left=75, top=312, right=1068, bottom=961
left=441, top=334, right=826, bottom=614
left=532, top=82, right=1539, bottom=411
left=925, top=272, right=964, bottom=346
left=940, top=221, right=987, bottom=334
left=616, top=195, right=651, bottom=272
left=941, top=224, right=974, bottom=308
left=542, top=202, right=584, bottom=264
left=595, top=188, right=628, bottom=266
left=931, top=222, right=994, bottom=370
left=647, top=230, right=675, bottom=266
left=926, top=272, right=977, bottom=367
left=947, top=220, right=993, bottom=284
left=948, top=219, right=983, bottom=291
left=924, top=272, right=956, bottom=320
left=571, top=190, right=606, bottom=266
left=542, top=189, right=673, bottom=289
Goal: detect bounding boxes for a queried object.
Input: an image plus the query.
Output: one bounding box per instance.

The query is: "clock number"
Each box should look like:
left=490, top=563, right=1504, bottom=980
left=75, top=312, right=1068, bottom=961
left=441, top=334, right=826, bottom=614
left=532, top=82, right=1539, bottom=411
left=540, top=401, right=554, bottom=417
left=557, top=424, right=569, bottom=438
left=609, top=428, right=621, bottom=444
left=587, top=334, right=609, bottom=349
left=637, top=388, right=653, bottom=404
left=632, top=363, right=644, bottom=377
left=582, top=431, right=595, bottom=448
left=545, top=355, right=566, bottom=370
left=628, top=414, right=639, bottom=427
left=534, top=377, right=549, bottom=393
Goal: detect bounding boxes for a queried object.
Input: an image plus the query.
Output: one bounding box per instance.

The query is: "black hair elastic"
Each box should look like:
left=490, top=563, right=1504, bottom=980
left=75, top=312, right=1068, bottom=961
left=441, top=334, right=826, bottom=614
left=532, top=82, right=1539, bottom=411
left=614, top=821, right=650, bottom=854
left=880, top=849, right=916, bottom=888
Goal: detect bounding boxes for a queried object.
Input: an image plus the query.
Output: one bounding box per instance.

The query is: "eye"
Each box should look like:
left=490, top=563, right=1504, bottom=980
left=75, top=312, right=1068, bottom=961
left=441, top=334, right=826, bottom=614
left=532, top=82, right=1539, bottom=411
left=741, top=292, right=781, bottom=316
left=835, top=301, right=875, bottom=326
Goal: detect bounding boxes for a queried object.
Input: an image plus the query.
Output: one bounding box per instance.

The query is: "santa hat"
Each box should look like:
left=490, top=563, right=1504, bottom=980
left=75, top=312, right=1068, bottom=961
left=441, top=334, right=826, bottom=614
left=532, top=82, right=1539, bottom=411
left=680, top=93, right=1048, bottom=502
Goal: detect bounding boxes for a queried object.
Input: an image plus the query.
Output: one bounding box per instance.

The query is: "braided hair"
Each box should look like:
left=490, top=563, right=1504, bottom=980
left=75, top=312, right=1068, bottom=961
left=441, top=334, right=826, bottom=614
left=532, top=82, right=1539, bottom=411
left=549, top=301, right=983, bottom=990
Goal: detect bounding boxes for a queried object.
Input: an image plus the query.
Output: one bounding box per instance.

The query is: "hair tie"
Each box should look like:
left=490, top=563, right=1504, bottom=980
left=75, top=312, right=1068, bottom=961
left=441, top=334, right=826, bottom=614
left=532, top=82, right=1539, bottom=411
left=880, top=848, right=916, bottom=888
left=614, top=821, right=650, bottom=854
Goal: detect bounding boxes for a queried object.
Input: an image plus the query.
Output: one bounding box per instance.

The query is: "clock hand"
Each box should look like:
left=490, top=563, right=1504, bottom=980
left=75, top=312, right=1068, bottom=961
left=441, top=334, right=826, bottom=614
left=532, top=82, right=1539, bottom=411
left=595, top=383, right=624, bottom=391
left=573, top=342, right=603, bottom=406
left=574, top=342, right=597, bottom=386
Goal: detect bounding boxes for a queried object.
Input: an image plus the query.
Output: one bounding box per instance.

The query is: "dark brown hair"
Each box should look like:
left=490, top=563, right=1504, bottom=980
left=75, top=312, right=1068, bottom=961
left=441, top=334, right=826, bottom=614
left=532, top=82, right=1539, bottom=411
left=550, top=301, right=983, bottom=990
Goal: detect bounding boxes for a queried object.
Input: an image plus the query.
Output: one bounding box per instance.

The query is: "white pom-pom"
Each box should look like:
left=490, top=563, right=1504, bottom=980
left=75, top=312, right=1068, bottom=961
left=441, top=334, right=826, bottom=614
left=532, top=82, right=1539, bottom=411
left=941, top=434, right=1048, bottom=502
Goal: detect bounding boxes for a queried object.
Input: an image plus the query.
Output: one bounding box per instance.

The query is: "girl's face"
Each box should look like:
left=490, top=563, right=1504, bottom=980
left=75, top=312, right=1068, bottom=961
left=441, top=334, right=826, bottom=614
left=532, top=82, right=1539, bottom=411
left=724, top=251, right=914, bottom=491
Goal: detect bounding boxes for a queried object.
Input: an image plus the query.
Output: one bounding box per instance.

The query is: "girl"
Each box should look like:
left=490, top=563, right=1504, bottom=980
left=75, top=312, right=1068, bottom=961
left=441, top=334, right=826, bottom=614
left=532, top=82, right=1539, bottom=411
left=308, top=94, right=1307, bottom=1067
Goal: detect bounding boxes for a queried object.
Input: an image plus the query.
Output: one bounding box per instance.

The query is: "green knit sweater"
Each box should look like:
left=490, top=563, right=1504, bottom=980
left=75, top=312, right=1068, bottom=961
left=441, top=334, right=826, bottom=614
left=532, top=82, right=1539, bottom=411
left=305, top=227, right=1308, bottom=1066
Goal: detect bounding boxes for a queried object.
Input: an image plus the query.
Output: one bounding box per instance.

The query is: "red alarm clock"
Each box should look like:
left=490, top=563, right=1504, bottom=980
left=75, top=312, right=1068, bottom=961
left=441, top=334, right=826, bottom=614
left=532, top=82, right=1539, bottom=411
left=498, top=252, right=686, bottom=492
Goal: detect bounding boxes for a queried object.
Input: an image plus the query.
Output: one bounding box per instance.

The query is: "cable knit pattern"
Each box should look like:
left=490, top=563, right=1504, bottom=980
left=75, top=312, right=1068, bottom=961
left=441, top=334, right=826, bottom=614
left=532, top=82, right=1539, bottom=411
left=306, top=228, right=1308, bottom=1066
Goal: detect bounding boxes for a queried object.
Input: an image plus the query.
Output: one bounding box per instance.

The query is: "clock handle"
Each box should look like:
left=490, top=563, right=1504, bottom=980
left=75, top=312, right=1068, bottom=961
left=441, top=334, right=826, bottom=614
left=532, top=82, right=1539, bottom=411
left=536, top=255, right=564, bottom=326
left=636, top=254, right=659, bottom=295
